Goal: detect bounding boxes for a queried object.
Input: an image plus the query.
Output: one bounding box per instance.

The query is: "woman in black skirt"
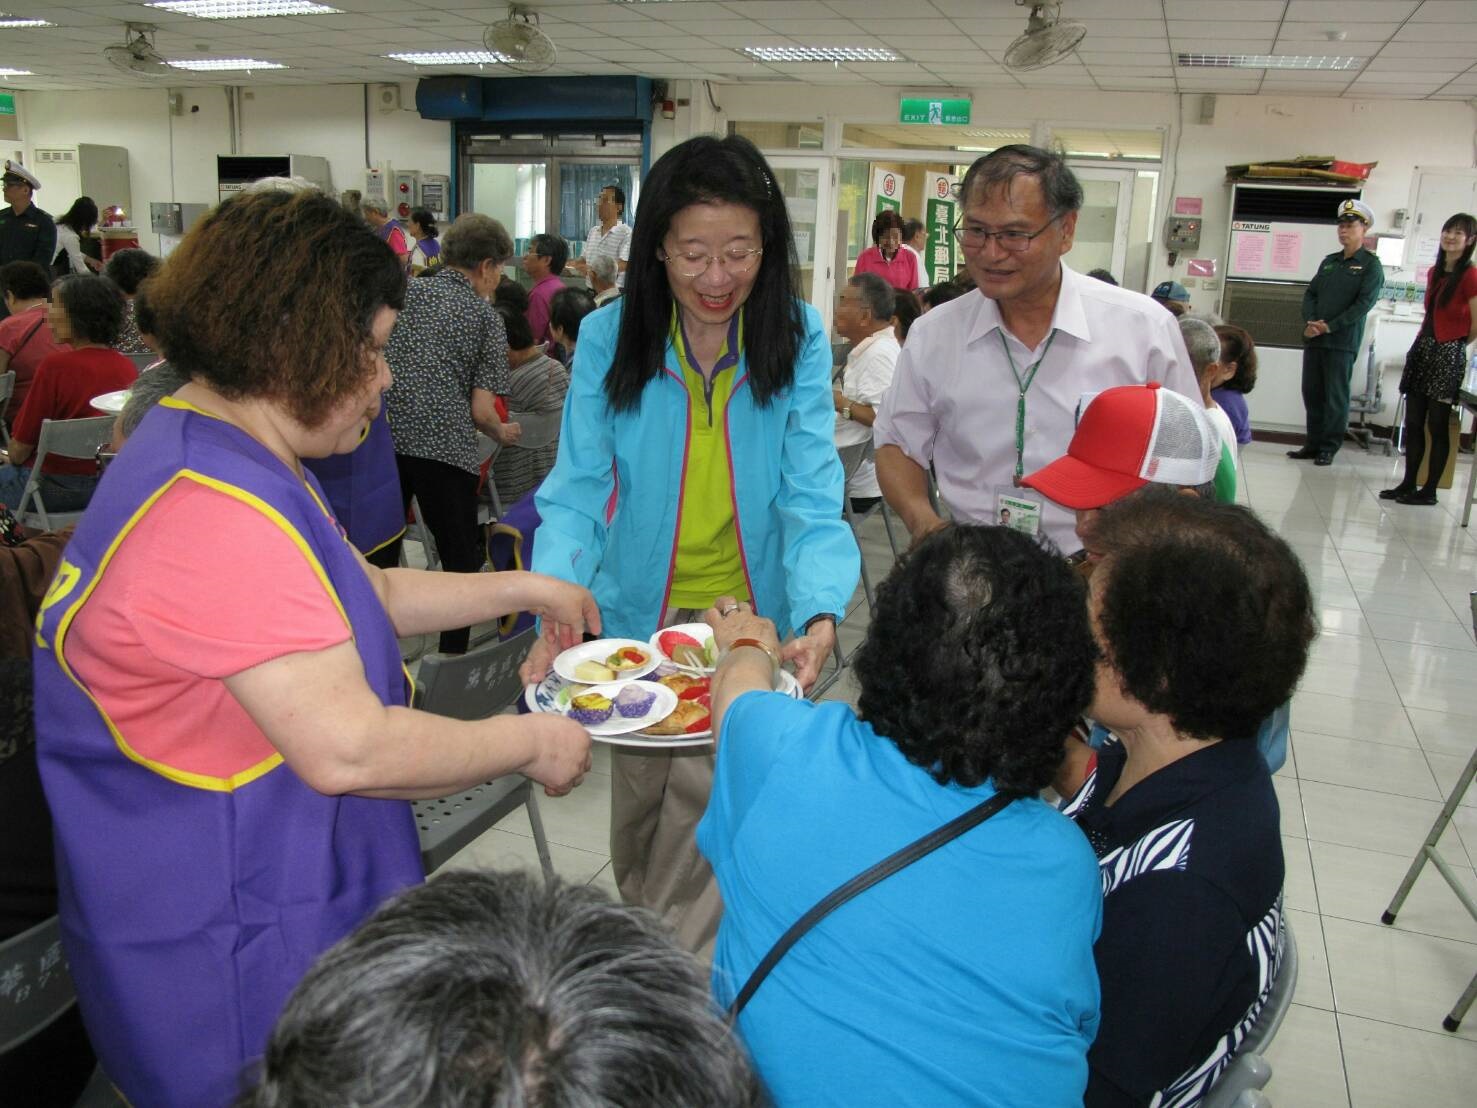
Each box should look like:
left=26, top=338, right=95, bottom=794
left=1382, top=213, right=1477, bottom=505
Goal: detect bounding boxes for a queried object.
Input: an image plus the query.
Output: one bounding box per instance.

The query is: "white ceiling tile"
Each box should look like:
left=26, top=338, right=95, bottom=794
left=823, top=0, right=945, bottom=14
left=1286, top=1, right=1419, bottom=19
left=723, top=1, right=838, bottom=19
left=1409, top=0, right=1477, bottom=18
left=1170, top=38, right=1278, bottom=54
left=1275, top=21, right=1402, bottom=41
left=1166, top=21, right=1284, bottom=38
left=753, top=20, right=871, bottom=36
left=630, top=2, right=735, bottom=21
left=1372, top=41, right=1477, bottom=58
left=1393, top=22, right=1477, bottom=42
left=1073, top=37, right=1162, bottom=54
left=1164, top=0, right=1288, bottom=18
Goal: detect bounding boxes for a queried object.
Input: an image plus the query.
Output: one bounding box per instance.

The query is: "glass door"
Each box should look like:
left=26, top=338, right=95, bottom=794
left=1066, top=166, right=1136, bottom=284
left=470, top=161, right=547, bottom=261
left=767, top=155, right=836, bottom=331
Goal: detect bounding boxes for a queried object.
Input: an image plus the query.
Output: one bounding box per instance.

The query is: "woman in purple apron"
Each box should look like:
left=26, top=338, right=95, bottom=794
left=33, top=189, right=596, bottom=1107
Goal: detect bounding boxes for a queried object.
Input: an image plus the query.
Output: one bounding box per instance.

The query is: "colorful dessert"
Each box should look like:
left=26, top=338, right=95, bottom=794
left=568, top=692, right=614, bottom=726
left=573, top=660, right=616, bottom=683
left=614, top=684, right=657, bottom=719
left=657, top=629, right=716, bottom=670
left=644, top=699, right=711, bottom=736
left=605, top=646, right=650, bottom=671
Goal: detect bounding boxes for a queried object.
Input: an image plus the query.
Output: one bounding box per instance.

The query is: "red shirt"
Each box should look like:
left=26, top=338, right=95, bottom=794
left=854, top=245, right=921, bottom=292
left=12, top=346, right=137, bottom=475
left=0, top=304, right=64, bottom=420
left=1423, top=264, right=1477, bottom=344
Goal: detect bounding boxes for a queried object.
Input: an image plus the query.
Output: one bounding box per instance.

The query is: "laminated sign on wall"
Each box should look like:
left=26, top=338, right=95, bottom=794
left=925, top=173, right=959, bottom=286
left=872, top=168, right=902, bottom=216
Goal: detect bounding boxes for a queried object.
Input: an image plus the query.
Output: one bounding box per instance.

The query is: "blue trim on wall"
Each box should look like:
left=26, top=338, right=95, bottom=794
left=417, top=75, right=652, bottom=123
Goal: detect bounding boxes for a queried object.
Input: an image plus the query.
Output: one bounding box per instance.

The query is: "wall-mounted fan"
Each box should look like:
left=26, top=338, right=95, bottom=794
left=103, top=24, right=174, bottom=78
left=485, top=7, right=558, bottom=74
left=1004, top=2, right=1087, bottom=72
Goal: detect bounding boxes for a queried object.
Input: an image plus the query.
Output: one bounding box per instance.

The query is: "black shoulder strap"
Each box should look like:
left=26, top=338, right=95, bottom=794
left=727, top=789, right=1014, bottom=1022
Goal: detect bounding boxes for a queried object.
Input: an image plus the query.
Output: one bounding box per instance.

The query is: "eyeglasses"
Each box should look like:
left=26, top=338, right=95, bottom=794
left=951, top=214, right=1061, bottom=253
left=659, top=246, right=763, bottom=279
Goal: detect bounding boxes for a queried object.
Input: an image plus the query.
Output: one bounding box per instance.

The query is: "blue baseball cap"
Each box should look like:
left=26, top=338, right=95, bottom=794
left=1151, top=280, right=1190, bottom=304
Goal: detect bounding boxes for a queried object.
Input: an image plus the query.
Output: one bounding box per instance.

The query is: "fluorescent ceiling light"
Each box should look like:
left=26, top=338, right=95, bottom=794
left=742, top=46, right=902, bottom=63
left=0, top=68, right=34, bottom=76
left=147, top=1, right=341, bottom=16
left=167, top=57, right=288, bottom=71
left=0, top=14, right=53, bottom=27
left=1176, top=54, right=1364, bottom=70
left=384, top=51, right=512, bottom=66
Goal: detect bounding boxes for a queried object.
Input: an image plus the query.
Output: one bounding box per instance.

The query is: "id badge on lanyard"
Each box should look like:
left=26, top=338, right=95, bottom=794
left=997, top=329, right=1056, bottom=537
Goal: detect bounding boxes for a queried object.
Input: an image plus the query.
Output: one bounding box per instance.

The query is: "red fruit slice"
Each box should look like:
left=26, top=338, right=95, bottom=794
left=658, top=630, right=701, bottom=657
left=684, top=710, right=712, bottom=734
left=677, top=678, right=711, bottom=701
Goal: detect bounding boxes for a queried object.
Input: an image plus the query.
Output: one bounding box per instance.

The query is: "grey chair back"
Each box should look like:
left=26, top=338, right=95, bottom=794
left=14, top=414, right=115, bottom=531
left=0, top=369, right=14, bottom=444
left=1200, top=910, right=1299, bottom=1108
left=0, top=916, right=76, bottom=1055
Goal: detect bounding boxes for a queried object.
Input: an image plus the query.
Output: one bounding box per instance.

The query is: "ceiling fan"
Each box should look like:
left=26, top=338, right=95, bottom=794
left=485, top=7, right=559, bottom=74
left=1004, top=2, right=1088, bottom=72
left=103, top=23, right=174, bottom=79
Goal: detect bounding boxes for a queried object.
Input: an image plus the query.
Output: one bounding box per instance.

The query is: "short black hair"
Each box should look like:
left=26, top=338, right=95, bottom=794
left=102, top=248, right=161, bottom=296
left=408, top=208, right=437, bottom=237
left=902, top=217, right=925, bottom=241
left=0, top=260, right=51, bottom=301
left=530, top=232, right=569, bottom=276
left=550, top=286, right=596, bottom=344
left=892, top=288, right=922, bottom=341
left=56, top=274, right=125, bottom=345
left=853, top=524, right=1097, bottom=795
left=1214, top=323, right=1258, bottom=394
left=605, top=134, right=803, bottom=414
left=493, top=276, right=529, bottom=316
left=496, top=301, right=534, bottom=350
left=1090, top=488, right=1316, bottom=742
left=847, top=271, right=895, bottom=321
left=239, top=871, right=760, bottom=1108
left=1086, top=268, right=1119, bottom=286
left=602, top=184, right=626, bottom=213
left=132, top=279, right=157, bottom=336
left=921, top=281, right=966, bottom=310
left=960, top=144, right=1084, bottom=217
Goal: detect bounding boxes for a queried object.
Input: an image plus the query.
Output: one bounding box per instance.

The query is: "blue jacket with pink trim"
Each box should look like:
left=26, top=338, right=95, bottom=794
left=533, top=298, right=858, bottom=639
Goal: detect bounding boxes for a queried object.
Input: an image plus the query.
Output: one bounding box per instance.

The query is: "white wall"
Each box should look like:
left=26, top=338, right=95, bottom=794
left=17, top=80, right=451, bottom=251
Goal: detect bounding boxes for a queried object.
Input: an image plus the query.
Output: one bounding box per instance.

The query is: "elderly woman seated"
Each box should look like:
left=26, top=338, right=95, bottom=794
left=698, top=524, right=1104, bottom=1107
left=1061, top=489, right=1316, bottom=1107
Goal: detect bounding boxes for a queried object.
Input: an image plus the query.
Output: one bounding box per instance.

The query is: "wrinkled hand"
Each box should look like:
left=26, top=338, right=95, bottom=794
left=782, top=618, right=836, bottom=693
left=519, top=713, right=593, bottom=797
left=519, top=635, right=559, bottom=686
left=525, top=577, right=601, bottom=658
left=495, top=420, right=523, bottom=446
left=704, top=596, right=780, bottom=656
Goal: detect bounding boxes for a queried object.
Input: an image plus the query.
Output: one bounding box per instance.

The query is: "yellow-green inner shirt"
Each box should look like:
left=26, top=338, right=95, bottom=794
left=666, top=312, right=750, bottom=610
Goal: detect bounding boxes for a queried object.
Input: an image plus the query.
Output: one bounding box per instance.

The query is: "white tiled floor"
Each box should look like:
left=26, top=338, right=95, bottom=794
left=441, top=442, right=1477, bottom=1106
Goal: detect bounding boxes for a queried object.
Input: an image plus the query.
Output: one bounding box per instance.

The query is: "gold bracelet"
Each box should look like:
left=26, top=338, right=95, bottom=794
left=720, top=636, right=782, bottom=685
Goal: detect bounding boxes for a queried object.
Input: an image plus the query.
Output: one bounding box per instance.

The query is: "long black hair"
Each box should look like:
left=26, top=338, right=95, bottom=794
left=604, top=134, right=803, bottom=413
left=57, top=196, right=99, bottom=235
left=1433, top=212, right=1477, bottom=309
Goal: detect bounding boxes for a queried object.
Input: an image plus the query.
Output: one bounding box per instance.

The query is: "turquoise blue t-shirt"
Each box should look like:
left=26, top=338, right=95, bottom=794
left=697, top=691, right=1103, bottom=1108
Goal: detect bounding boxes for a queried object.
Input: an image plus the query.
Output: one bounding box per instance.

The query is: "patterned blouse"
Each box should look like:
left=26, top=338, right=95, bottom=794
left=384, top=266, right=510, bottom=475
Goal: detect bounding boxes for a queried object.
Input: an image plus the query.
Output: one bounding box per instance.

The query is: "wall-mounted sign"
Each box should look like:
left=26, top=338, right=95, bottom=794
left=0, top=93, right=14, bottom=117
left=899, top=97, right=971, bottom=126
left=925, top=172, right=959, bottom=286
left=872, top=168, right=902, bottom=215
left=1173, top=195, right=1203, bottom=216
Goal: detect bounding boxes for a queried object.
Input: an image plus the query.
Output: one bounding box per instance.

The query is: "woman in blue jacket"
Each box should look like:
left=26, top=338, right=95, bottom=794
left=526, top=134, right=859, bottom=953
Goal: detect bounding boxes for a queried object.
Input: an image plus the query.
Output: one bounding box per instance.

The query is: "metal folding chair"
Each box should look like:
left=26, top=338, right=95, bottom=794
left=0, top=369, right=14, bottom=446
left=1379, top=589, right=1477, bottom=1032
left=410, top=628, right=555, bottom=879
left=837, top=439, right=902, bottom=614
left=487, top=409, right=562, bottom=520
left=10, top=414, right=114, bottom=531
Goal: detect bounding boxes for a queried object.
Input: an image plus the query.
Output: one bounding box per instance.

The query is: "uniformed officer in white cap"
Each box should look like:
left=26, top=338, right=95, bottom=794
left=0, top=158, right=58, bottom=283
left=1288, top=197, right=1384, bottom=465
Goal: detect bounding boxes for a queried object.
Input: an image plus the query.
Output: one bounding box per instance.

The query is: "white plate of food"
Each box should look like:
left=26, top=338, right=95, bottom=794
left=524, top=663, right=802, bottom=748
left=559, top=681, right=679, bottom=737
left=90, top=389, right=131, bottom=414
left=648, top=622, right=719, bottom=675
left=552, top=638, right=660, bottom=686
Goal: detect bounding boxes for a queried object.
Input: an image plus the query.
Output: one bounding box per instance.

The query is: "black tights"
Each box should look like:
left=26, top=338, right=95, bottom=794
left=1400, top=392, right=1453, bottom=493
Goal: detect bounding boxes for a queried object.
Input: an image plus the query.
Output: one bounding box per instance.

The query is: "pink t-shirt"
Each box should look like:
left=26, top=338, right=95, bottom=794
left=854, top=245, right=921, bottom=292
left=67, top=479, right=353, bottom=784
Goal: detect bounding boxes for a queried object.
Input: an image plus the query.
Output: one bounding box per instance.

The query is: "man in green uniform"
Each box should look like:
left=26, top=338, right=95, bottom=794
left=0, top=160, right=56, bottom=322
left=1289, top=198, right=1384, bottom=466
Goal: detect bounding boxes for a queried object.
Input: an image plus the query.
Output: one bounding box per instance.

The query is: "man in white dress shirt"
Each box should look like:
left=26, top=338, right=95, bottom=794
left=569, top=184, right=631, bottom=290
left=873, top=144, right=1198, bottom=553
left=832, top=272, right=901, bottom=512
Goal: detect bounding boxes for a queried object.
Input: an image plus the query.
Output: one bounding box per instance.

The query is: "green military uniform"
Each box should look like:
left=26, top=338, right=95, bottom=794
left=1300, top=246, right=1384, bottom=458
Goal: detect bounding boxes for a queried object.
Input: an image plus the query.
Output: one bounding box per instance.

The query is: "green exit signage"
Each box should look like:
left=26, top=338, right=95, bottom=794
left=0, top=93, right=14, bottom=117
left=900, top=97, right=971, bottom=126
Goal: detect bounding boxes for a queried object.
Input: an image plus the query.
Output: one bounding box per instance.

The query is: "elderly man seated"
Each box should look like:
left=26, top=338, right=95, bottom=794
left=1060, top=489, right=1314, bottom=1107
left=240, top=871, right=760, bottom=1107
left=588, top=251, right=621, bottom=306
left=832, top=271, right=899, bottom=513
left=698, top=524, right=1103, bottom=1106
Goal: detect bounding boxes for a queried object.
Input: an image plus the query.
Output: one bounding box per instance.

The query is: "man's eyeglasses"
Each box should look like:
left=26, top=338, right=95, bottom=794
left=659, top=247, right=763, bottom=279
left=951, top=214, right=1061, bottom=253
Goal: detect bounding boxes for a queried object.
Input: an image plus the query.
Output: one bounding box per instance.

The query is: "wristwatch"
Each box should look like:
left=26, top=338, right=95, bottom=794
left=841, top=403, right=852, bottom=421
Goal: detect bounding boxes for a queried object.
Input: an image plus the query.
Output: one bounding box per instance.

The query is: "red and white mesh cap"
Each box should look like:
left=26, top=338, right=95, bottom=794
left=1020, top=382, right=1220, bottom=510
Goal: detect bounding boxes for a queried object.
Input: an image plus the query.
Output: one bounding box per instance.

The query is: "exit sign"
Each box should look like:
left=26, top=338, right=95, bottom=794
left=900, top=97, right=971, bottom=126
left=0, top=94, right=14, bottom=117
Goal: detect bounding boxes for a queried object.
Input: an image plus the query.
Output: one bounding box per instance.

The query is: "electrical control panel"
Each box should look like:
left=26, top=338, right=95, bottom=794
left=1164, top=215, right=1203, bottom=253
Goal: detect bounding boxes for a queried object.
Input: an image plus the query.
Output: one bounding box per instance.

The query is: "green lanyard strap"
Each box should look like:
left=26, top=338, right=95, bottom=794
left=999, top=328, right=1058, bottom=482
